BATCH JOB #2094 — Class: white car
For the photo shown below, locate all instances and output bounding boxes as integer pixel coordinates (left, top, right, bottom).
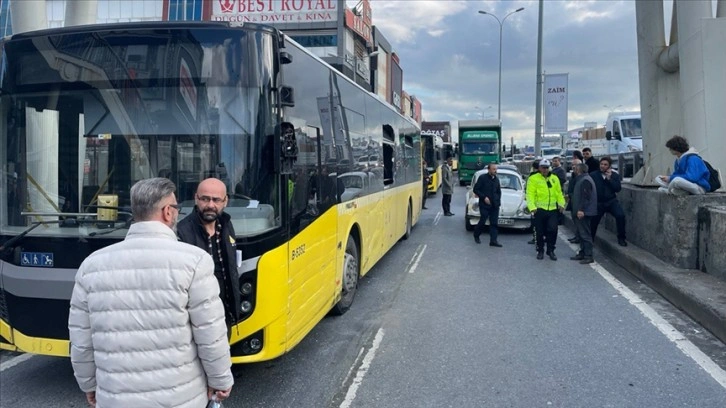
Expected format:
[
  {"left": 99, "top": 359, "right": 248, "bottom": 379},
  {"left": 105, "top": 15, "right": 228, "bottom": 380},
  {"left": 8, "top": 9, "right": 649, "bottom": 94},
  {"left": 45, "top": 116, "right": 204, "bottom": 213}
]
[{"left": 464, "top": 167, "right": 531, "bottom": 231}]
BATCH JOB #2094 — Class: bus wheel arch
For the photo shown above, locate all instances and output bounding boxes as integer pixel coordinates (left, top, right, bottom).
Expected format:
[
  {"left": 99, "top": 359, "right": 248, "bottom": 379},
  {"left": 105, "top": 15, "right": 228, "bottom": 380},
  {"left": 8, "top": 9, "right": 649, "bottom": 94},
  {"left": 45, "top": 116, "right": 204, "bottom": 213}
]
[{"left": 331, "top": 228, "right": 360, "bottom": 315}]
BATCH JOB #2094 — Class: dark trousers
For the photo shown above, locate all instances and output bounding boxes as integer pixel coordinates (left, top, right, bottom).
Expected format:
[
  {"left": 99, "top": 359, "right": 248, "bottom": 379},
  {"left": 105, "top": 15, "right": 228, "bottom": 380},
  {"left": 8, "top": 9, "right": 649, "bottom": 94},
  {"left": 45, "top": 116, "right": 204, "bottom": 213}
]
[
  {"left": 591, "top": 200, "right": 626, "bottom": 240},
  {"left": 442, "top": 194, "right": 452, "bottom": 214},
  {"left": 474, "top": 205, "right": 499, "bottom": 243},
  {"left": 575, "top": 215, "right": 594, "bottom": 257},
  {"left": 422, "top": 185, "right": 428, "bottom": 208},
  {"left": 570, "top": 209, "right": 580, "bottom": 240},
  {"left": 534, "top": 209, "right": 559, "bottom": 253}
]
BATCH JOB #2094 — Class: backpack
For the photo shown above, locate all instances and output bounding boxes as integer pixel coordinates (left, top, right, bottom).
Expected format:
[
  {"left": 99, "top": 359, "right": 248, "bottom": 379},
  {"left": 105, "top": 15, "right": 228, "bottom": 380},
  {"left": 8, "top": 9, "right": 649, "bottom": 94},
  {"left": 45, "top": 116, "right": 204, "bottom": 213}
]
[{"left": 691, "top": 155, "right": 721, "bottom": 192}]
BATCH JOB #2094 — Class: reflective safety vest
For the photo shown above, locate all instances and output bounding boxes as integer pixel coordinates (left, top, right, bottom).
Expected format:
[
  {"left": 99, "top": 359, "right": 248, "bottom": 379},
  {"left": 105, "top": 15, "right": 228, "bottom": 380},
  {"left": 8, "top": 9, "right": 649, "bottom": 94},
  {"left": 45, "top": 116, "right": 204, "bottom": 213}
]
[{"left": 526, "top": 172, "right": 566, "bottom": 211}]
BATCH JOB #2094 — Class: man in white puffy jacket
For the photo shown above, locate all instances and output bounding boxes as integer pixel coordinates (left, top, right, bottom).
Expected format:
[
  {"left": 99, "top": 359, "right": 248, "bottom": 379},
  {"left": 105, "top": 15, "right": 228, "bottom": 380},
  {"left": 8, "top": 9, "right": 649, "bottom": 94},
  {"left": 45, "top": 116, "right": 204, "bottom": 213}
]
[{"left": 69, "top": 178, "right": 233, "bottom": 407}]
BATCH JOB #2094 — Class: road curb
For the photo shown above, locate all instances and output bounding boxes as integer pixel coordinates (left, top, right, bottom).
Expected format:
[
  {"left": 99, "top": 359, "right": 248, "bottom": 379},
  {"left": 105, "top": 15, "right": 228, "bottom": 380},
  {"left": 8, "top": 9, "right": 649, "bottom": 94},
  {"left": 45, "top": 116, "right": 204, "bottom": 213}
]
[{"left": 563, "top": 214, "right": 726, "bottom": 344}]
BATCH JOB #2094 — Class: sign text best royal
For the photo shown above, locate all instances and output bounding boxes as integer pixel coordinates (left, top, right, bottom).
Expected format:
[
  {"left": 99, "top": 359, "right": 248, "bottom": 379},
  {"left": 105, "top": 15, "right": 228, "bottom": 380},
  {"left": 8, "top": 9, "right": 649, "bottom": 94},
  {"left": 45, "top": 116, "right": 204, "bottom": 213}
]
[{"left": 212, "top": 0, "right": 338, "bottom": 23}]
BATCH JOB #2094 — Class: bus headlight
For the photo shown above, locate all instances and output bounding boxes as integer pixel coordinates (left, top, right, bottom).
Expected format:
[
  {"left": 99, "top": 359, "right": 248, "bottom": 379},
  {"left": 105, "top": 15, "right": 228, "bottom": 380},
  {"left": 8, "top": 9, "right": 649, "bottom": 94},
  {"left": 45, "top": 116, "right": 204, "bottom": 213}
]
[
  {"left": 241, "top": 282, "right": 253, "bottom": 295},
  {"left": 240, "top": 301, "right": 252, "bottom": 313},
  {"left": 250, "top": 338, "right": 262, "bottom": 350}
]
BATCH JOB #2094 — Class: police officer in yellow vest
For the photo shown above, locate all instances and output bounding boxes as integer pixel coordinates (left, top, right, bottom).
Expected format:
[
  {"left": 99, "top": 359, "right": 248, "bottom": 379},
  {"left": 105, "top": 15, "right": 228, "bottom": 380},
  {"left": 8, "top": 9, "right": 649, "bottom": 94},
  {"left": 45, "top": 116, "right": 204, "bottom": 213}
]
[{"left": 526, "top": 159, "right": 566, "bottom": 260}]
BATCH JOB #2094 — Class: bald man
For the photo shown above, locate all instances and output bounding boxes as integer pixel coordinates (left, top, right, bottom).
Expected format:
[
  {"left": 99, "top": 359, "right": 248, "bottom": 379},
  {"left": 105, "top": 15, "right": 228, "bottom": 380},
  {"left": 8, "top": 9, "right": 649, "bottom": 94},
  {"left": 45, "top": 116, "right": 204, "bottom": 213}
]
[{"left": 177, "top": 178, "right": 241, "bottom": 327}]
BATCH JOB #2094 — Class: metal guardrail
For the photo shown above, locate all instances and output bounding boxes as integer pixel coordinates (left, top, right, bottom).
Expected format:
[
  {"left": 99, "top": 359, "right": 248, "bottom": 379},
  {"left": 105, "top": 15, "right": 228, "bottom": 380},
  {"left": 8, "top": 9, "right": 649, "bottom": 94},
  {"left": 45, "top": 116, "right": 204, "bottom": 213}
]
[{"left": 611, "top": 152, "right": 643, "bottom": 178}]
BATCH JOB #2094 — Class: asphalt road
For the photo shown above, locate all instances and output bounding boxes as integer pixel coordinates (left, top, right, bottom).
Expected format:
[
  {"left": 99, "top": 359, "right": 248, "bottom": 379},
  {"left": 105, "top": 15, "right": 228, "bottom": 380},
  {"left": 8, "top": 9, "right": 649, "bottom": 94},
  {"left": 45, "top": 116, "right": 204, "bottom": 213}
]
[{"left": 2, "top": 183, "right": 726, "bottom": 407}]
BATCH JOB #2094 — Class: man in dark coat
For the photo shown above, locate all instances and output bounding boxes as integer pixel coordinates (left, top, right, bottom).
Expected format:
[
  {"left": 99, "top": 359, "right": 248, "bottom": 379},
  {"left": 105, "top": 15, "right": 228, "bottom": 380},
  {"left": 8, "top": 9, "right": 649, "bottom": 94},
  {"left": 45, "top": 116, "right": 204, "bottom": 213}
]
[
  {"left": 582, "top": 147, "right": 600, "bottom": 173},
  {"left": 422, "top": 161, "right": 430, "bottom": 209},
  {"left": 590, "top": 156, "right": 627, "bottom": 246},
  {"left": 177, "top": 178, "right": 241, "bottom": 328},
  {"left": 472, "top": 163, "right": 502, "bottom": 247},
  {"left": 570, "top": 163, "right": 598, "bottom": 264}
]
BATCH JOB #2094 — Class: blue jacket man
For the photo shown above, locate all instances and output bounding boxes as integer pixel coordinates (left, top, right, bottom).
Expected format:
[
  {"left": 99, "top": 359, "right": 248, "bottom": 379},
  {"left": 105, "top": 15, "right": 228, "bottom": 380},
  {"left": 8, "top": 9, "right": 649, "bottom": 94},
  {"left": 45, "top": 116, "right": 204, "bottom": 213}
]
[{"left": 656, "top": 135, "right": 711, "bottom": 194}]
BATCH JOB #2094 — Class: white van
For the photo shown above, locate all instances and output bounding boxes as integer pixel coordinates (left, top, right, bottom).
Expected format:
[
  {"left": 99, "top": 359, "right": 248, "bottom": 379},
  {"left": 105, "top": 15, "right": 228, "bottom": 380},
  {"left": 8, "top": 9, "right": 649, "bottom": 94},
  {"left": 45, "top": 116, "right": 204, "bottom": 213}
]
[{"left": 605, "top": 111, "right": 642, "bottom": 152}]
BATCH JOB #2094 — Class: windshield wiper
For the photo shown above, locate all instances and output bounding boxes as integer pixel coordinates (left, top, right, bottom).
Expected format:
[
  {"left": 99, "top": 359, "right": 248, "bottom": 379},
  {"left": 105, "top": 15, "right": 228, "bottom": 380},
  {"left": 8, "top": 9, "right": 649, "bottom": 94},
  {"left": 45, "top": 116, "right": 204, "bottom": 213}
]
[{"left": 0, "top": 220, "right": 60, "bottom": 252}]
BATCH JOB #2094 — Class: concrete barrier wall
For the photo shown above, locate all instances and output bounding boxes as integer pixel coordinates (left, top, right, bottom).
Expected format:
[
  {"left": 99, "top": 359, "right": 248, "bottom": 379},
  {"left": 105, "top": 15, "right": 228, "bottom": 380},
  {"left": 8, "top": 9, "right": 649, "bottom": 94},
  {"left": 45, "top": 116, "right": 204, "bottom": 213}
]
[
  {"left": 698, "top": 206, "right": 726, "bottom": 281},
  {"left": 598, "top": 185, "right": 726, "bottom": 272}
]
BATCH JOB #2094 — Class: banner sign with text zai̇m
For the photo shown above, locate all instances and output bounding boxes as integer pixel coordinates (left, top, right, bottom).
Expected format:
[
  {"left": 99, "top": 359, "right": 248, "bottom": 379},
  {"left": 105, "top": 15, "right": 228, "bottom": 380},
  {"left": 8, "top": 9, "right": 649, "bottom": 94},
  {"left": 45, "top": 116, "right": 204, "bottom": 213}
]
[{"left": 544, "top": 73, "right": 568, "bottom": 133}]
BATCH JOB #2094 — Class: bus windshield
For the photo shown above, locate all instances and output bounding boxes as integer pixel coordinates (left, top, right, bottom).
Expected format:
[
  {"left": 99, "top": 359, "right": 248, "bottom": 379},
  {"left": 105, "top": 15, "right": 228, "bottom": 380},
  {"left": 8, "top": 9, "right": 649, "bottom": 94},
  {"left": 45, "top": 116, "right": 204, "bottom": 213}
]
[{"left": 1, "top": 27, "right": 280, "bottom": 239}]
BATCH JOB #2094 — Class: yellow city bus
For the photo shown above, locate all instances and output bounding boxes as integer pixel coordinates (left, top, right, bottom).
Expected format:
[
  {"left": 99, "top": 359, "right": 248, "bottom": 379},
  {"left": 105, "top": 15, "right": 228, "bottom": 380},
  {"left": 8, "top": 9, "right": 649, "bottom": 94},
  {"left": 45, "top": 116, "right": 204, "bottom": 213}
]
[
  {"left": 422, "top": 134, "right": 444, "bottom": 194},
  {"left": 0, "top": 22, "right": 422, "bottom": 363}
]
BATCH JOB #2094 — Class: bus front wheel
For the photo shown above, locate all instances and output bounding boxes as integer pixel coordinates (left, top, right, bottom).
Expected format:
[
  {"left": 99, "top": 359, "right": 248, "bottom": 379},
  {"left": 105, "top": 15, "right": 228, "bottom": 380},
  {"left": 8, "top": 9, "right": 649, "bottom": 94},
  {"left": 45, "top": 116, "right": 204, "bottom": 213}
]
[
  {"left": 402, "top": 203, "right": 412, "bottom": 240},
  {"left": 331, "top": 237, "right": 359, "bottom": 315}
]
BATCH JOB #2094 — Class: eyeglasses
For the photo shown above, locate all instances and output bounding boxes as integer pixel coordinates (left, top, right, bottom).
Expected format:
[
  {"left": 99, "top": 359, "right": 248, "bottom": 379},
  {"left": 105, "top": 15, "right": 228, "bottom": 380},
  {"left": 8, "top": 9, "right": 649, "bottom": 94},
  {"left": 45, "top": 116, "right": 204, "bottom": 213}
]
[
  {"left": 196, "top": 195, "right": 226, "bottom": 204},
  {"left": 166, "top": 203, "right": 182, "bottom": 211}
]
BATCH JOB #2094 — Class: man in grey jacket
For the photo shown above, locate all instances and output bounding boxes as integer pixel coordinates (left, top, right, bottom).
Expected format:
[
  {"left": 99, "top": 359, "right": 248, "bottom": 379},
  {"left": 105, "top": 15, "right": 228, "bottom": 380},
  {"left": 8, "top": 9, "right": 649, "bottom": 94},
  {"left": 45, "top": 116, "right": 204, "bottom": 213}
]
[
  {"left": 569, "top": 164, "right": 597, "bottom": 264},
  {"left": 441, "top": 157, "right": 455, "bottom": 216},
  {"left": 69, "top": 178, "right": 233, "bottom": 407}
]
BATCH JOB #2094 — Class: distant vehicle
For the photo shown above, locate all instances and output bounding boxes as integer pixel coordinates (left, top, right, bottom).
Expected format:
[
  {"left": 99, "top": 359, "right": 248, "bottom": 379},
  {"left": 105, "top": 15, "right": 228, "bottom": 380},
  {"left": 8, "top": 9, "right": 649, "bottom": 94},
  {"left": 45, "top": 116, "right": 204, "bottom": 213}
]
[
  {"left": 561, "top": 148, "right": 580, "bottom": 171},
  {"left": 337, "top": 171, "right": 374, "bottom": 201},
  {"left": 464, "top": 167, "right": 530, "bottom": 231},
  {"left": 579, "top": 111, "right": 642, "bottom": 157},
  {"left": 497, "top": 163, "right": 520, "bottom": 173},
  {"left": 457, "top": 119, "right": 502, "bottom": 185},
  {"left": 422, "top": 133, "right": 444, "bottom": 194},
  {"left": 442, "top": 142, "right": 458, "bottom": 171},
  {"left": 540, "top": 147, "right": 562, "bottom": 161},
  {"left": 513, "top": 154, "right": 525, "bottom": 162}
]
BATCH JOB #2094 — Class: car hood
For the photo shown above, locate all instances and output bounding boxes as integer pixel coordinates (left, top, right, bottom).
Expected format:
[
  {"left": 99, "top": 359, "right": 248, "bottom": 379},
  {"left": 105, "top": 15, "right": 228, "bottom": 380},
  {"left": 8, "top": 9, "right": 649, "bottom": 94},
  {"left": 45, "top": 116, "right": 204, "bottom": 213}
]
[{"left": 500, "top": 190, "right": 524, "bottom": 214}]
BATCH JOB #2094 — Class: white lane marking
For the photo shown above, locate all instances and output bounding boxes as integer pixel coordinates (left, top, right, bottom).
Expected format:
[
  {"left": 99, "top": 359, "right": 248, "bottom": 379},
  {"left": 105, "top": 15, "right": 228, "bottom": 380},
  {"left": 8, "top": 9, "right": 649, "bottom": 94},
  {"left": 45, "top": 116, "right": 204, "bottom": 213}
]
[
  {"left": 0, "top": 353, "right": 34, "bottom": 373},
  {"left": 433, "top": 211, "right": 442, "bottom": 225},
  {"left": 559, "top": 232, "right": 726, "bottom": 389},
  {"left": 407, "top": 244, "right": 427, "bottom": 274},
  {"left": 339, "top": 328, "right": 385, "bottom": 408},
  {"left": 340, "top": 348, "right": 365, "bottom": 388}
]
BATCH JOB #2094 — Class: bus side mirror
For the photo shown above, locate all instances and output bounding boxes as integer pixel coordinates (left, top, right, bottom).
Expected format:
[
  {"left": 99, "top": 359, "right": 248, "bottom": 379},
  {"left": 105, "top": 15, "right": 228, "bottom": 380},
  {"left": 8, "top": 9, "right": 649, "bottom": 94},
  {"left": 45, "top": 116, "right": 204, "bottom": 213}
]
[
  {"left": 280, "top": 51, "right": 292, "bottom": 65},
  {"left": 278, "top": 122, "right": 297, "bottom": 174},
  {"left": 280, "top": 86, "right": 295, "bottom": 107}
]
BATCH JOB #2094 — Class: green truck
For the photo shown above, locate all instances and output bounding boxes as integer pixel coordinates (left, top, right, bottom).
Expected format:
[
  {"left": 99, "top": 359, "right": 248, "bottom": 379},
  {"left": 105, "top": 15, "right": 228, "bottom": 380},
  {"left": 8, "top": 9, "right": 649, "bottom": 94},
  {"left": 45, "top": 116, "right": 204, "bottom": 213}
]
[{"left": 457, "top": 120, "right": 502, "bottom": 185}]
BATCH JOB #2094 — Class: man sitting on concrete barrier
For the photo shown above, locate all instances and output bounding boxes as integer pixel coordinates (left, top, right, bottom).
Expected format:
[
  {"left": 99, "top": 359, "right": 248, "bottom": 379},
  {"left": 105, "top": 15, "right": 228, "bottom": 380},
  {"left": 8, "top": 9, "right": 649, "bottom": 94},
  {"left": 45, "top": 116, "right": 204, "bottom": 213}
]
[
  {"left": 655, "top": 135, "right": 711, "bottom": 195},
  {"left": 590, "top": 156, "right": 628, "bottom": 247}
]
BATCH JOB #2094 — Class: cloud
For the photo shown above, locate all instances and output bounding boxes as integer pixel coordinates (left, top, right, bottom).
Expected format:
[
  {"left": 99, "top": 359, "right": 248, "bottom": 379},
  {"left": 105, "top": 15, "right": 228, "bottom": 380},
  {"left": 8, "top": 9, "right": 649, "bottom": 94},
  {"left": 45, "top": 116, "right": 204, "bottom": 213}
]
[
  {"left": 360, "top": 0, "right": 642, "bottom": 148},
  {"left": 359, "top": 0, "right": 469, "bottom": 44}
]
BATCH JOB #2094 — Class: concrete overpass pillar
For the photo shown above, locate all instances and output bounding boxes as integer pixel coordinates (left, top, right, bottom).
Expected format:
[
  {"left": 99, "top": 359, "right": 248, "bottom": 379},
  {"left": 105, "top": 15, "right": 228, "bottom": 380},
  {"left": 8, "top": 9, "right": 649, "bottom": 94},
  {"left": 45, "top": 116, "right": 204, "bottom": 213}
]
[
  {"left": 634, "top": 0, "right": 726, "bottom": 187},
  {"left": 64, "top": 0, "right": 98, "bottom": 27},
  {"left": 10, "top": 0, "right": 47, "bottom": 33}
]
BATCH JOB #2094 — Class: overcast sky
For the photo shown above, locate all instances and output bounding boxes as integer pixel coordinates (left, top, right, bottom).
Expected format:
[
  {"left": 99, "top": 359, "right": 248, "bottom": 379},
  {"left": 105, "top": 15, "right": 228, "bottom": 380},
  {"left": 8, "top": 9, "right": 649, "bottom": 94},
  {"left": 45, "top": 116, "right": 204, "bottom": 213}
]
[{"left": 358, "top": 0, "right": 650, "bottom": 148}]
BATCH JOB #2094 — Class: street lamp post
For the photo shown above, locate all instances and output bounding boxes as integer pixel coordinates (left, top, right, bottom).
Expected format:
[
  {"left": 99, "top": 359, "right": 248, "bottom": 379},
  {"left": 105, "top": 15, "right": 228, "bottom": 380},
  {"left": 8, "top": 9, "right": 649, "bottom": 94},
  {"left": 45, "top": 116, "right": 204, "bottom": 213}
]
[
  {"left": 352, "top": 50, "right": 380, "bottom": 90},
  {"left": 478, "top": 7, "right": 524, "bottom": 121},
  {"left": 474, "top": 105, "right": 493, "bottom": 119},
  {"left": 603, "top": 104, "right": 622, "bottom": 112}
]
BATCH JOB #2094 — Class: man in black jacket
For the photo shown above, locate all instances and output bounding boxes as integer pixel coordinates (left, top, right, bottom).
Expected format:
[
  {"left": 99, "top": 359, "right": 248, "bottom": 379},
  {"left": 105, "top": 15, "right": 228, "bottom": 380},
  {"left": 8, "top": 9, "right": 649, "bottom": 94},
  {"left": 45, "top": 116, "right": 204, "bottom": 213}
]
[
  {"left": 472, "top": 163, "right": 502, "bottom": 247},
  {"left": 177, "top": 178, "right": 241, "bottom": 328},
  {"left": 582, "top": 147, "right": 600, "bottom": 173},
  {"left": 590, "top": 157, "right": 628, "bottom": 246}
]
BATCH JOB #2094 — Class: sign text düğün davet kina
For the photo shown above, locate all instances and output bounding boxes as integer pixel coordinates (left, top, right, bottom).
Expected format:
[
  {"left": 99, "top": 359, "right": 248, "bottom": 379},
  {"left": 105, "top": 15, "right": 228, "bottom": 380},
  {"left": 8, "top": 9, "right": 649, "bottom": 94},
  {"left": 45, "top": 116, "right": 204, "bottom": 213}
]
[{"left": 212, "top": 0, "right": 338, "bottom": 23}]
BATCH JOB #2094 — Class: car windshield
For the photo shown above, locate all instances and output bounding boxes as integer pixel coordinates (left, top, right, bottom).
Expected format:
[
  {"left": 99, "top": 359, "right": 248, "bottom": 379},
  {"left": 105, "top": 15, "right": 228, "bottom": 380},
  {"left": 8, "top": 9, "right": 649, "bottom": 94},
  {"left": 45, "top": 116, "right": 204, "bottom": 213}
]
[{"left": 498, "top": 173, "right": 521, "bottom": 190}]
